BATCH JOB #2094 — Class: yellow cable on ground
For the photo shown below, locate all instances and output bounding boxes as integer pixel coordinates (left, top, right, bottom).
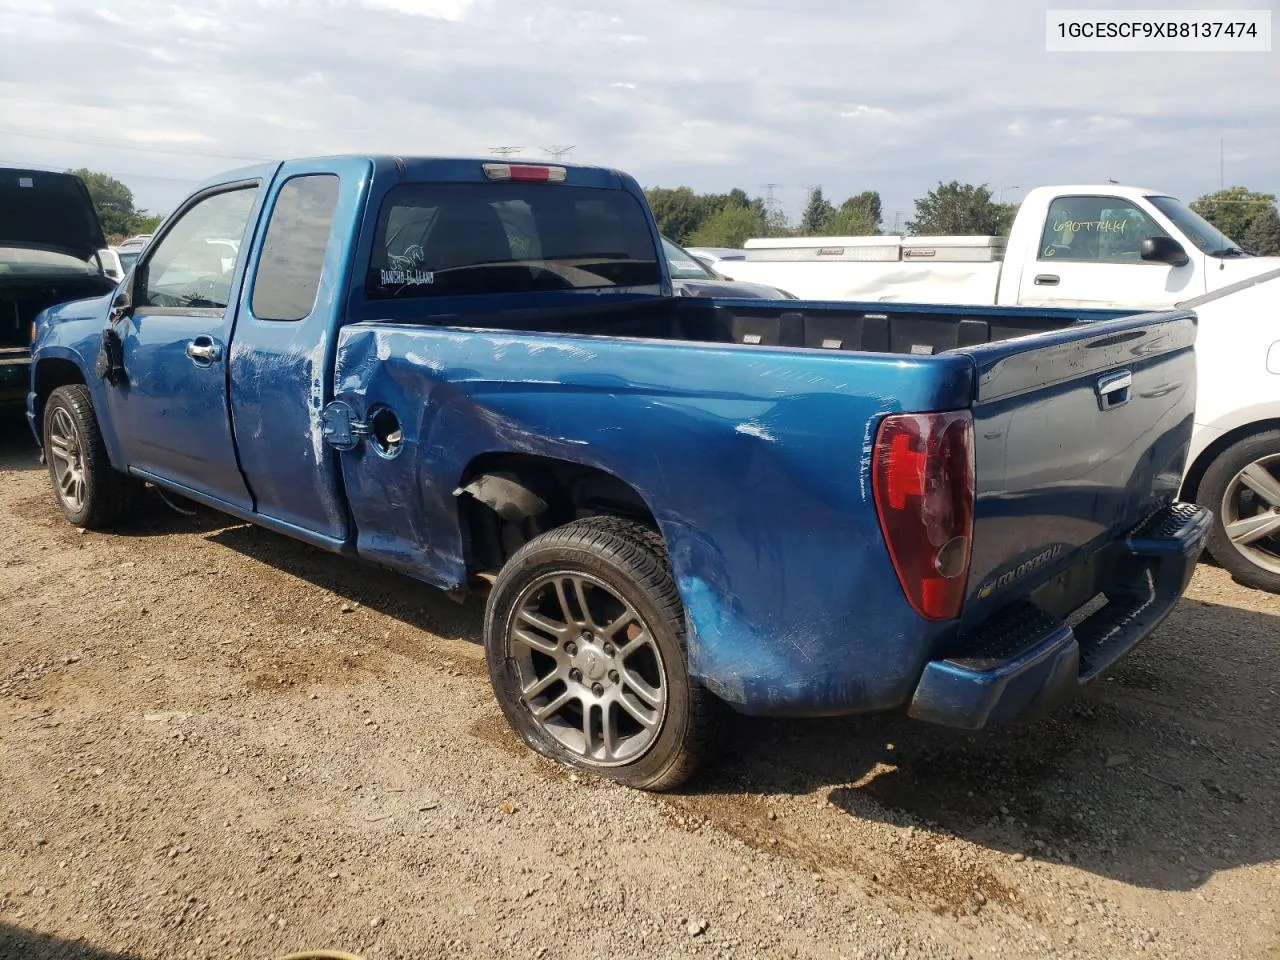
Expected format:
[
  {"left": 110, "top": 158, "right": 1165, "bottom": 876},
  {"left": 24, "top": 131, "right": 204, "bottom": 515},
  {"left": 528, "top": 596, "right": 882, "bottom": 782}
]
[{"left": 276, "top": 951, "right": 366, "bottom": 960}]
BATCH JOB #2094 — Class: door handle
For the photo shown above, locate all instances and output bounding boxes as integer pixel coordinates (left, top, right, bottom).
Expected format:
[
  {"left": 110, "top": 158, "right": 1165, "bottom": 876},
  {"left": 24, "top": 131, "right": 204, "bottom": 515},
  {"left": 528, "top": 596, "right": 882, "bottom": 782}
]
[
  {"left": 1096, "top": 370, "right": 1132, "bottom": 411},
  {"left": 185, "top": 336, "right": 223, "bottom": 365},
  {"left": 1034, "top": 274, "right": 1060, "bottom": 286}
]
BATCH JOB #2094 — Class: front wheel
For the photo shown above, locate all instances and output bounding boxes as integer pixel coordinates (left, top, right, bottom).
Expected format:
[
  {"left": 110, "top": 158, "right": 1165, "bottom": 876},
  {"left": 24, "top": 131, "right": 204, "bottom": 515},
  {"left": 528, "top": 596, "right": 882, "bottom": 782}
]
[
  {"left": 483, "top": 516, "right": 727, "bottom": 791},
  {"left": 42, "top": 384, "right": 141, "bottom": 529},
  {"left": 1197, "top": 428, "right": 1280, "bottom": 593}
]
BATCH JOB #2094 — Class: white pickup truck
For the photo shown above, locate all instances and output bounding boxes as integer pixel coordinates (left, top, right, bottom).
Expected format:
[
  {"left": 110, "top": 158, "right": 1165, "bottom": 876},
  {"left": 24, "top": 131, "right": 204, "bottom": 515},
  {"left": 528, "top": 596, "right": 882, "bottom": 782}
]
[
  {"left": 717, "top": 184, "right": 1279, "bottom": 308},
  {"left": 716, "top": 185, "right": 1280, "bottom": 594}
]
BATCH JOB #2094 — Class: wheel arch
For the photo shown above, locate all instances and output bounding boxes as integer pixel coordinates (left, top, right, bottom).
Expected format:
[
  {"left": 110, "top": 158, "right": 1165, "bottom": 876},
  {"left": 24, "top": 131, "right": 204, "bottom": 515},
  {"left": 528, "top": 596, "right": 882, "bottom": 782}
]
[
  {"left": 455, "top": 451, "right": 661, "bottom": 577},
  {"left": 1182, "top": 417, "right": 1280, "bottom": 503},
  {"left": 32, "top": 355, "right": 89, "bottom": 444}
]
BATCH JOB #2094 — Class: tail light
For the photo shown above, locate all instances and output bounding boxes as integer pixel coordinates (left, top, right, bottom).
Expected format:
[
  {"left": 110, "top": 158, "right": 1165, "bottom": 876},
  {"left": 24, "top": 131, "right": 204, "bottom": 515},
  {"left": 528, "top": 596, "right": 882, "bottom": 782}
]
[
  {"left": 871, "top": 410, "right": 975, "bottom": 621},
  {"left": 482, "top": 163, "right": 567, "bottom": 183}
]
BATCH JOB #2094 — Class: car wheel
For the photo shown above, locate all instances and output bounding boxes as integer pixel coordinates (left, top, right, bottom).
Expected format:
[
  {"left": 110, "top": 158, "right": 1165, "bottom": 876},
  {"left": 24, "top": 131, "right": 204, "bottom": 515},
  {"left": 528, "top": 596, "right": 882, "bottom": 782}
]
[
  {"left": 43, "top": 384, "right": 141, "bottom": 530},
  {"left": 1197, "top": 428, "right": 1280, "bottom": 593},
  {"left": 484, "top": 516, "right": 727, "bottom": 791}
]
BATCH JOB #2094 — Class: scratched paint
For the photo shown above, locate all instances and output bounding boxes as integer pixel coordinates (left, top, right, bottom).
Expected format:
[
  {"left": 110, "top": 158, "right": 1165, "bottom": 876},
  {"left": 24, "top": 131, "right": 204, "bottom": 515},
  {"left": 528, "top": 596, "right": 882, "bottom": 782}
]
[
  {"left": 24, "top": 154, "right": 1201, "bottom": 723},
  {"left": 329, "top": 320, "right": 970, "bottom": 715},
  {"left": 734, "top": 421, "right": 777, "bottom": 442}
]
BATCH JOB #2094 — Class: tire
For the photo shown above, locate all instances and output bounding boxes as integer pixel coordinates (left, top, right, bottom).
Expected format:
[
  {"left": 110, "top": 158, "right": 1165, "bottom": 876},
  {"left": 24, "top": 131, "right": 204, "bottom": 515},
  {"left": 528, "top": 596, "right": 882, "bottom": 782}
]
[
  {"left": 483, "top": 516, "right": 727, "bottom": 791},
  {"left": 1197, "top": 428, "right": 1280, "bottom": 593},
  {"left": 42, "top": 384, "right": 141, "bottom": 530}
]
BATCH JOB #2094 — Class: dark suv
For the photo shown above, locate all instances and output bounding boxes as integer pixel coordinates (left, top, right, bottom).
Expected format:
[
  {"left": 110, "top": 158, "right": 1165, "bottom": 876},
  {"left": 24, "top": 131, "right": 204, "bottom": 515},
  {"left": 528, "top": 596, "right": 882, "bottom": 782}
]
[{"left": 1, "top": 168, "right": 118, "bottom": 406}]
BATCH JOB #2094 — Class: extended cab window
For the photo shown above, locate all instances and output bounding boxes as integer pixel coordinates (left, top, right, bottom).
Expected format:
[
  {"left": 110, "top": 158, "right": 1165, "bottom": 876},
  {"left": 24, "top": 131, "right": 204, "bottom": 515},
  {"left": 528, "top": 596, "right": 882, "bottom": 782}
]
[
  {"left": 366, "top": 183, "right": 660, "bottom": 299},
  {"left": 252, "top": 174, "right": 340, "bottom": 321},
  {"left": 1038, "top": 196, "right": 1170, "bottom": 262},
  {"left": 138, "top": 187, "right": 257, "bottom": 310}
]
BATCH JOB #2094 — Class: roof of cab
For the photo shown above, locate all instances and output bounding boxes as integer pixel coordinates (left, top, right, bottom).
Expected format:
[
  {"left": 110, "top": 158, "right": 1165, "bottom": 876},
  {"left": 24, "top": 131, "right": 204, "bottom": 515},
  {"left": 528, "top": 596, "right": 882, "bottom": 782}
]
[
  {"left": 1024, "top": 184, "right": 1166, "bottom": 200},
  {"left": 193, "top": 155, "right": 630, "bottom": 192}
]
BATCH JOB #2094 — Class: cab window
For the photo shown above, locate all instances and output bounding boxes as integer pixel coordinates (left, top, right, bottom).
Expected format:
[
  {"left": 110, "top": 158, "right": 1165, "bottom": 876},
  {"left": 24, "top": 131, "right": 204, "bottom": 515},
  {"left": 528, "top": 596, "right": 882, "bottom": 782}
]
[
  {"left": 138, "top": 186, "right": 258, "bottom": 310},
  {"left": 1038, "top": 196, "right": 1170, "bottom": 263}
]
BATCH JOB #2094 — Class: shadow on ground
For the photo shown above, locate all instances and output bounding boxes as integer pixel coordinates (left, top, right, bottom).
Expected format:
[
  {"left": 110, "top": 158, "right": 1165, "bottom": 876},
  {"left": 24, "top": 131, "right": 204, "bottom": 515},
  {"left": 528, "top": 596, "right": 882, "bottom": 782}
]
[
  {"left": 206, "top": 519, "right": 485, "bottom": 650},
  {"left": 0, "top": 924, "right": 141, "bottom": 960},
  {"left": 199, "top": 513, "right": 1280, "bottom": 893},
  {"left": 0, "top": 409, "right": 39, "bottom": 473},
  {"left": 685, "top": 593, "right": 1280, "bottom": 893}
]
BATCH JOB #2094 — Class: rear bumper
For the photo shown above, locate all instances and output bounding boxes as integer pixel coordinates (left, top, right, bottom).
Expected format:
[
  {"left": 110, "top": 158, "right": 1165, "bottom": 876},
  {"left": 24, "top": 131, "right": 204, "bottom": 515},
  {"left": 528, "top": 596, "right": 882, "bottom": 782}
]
[{"left": 908, "top": 501, "right": 1211, "bottom": 730}]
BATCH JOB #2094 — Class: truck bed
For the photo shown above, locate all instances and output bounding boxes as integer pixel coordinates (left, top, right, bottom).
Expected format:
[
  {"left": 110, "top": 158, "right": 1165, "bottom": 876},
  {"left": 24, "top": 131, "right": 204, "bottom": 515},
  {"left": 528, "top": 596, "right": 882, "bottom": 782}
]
[
  {"left": 368, "top": 293, "right": 1129, "bottom": 357},
  {"left": 330, "top": 298, "right": 1197, "bottom": 717}
]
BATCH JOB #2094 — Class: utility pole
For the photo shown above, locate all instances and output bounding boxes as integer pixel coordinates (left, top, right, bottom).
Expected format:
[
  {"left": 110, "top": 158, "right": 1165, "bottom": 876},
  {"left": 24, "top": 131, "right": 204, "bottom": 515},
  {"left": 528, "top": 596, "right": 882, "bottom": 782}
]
[
  {"left": 542, "top": 145, "right": 575, "bottom": 161},
  {"left": 998, "top": 185, "right": 1020, "bottom": 204},
  {"left": 799, "top": 184, "right": 825, "bottom": 234},
  {"left": 761, "top": 183, "right": 783, "bottom": 237},
  {"left": 489, "top": 146, "right": 523, "bottom": 157},
  {"left": 1220, "top": 139, "right": 1225, "bottom": 191}
]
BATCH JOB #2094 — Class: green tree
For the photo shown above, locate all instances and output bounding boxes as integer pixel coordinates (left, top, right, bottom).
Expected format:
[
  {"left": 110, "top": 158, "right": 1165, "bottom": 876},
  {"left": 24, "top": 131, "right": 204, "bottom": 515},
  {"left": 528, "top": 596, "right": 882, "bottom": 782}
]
[
  {"left": 66, "top": 168, "right": 163, "bottom": 239},
  {"left": 644, "top": 185, "right": 771, "bottom": 242},
  {"left": 906, "top": 181, "right": 1014, "bottom": 236},
  {"left": 1242, "top": 203, "right": 1280, "bottom": 256},
  {"left": 1190, "top": 187, "right": 1278, "bottom": 244},
  {"left": 993, "top": 202, "right": 1019, "bottom": 236},
  {"left": 800, "top": 187, "right": 835, "bottom": 234},
  {"left": 687, "top": 204, "right": 769, "bottom": 248},
  {"left": 131, "top": 212, "right": 164, "bottom": 234},
  {"left": 820, "top": 192, "right": 883, "bottom": 236},
  {"left": 821, "top": 208, "right": 872, "bottom": 236},
  {"left": 843, "top": 191, "right": 883, "bottom": 230},
  {"left": 643, "top": 187, "right": 709, "bottom": 243}
]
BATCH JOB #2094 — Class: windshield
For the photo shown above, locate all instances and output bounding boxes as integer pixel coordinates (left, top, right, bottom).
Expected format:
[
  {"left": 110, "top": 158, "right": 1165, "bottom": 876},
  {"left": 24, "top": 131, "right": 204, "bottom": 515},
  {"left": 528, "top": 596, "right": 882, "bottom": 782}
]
[
  {"left": 0, "top": 246, "right": 99, "bottom": 277},
  {"left": 1146, "top": 195, "right": 1244, "bottom": 256},
  {"left": 661, "top": 236, "right": 717, "bottom": 279}
]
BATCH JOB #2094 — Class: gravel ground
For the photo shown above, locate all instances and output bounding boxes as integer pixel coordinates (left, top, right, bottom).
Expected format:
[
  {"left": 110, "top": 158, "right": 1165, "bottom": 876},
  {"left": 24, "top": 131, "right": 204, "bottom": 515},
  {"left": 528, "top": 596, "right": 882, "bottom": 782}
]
[{"left": 1, "top": 410, "right": 1278, "bottom": 960}]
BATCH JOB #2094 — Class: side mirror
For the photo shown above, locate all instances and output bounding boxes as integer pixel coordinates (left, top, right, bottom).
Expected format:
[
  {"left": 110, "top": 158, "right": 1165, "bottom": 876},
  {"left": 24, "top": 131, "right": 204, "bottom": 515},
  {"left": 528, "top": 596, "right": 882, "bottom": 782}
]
[
  {"left": 109, "top": 283, "right": 133, "bottom": 324},
  {"left": 1140, "top": 236, "right": 1190, "bottom": 267}
]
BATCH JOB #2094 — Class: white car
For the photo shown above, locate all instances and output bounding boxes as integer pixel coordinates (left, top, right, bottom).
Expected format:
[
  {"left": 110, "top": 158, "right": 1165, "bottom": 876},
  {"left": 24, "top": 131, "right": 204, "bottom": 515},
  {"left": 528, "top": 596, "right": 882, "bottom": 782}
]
[
  {"left": 684, "top": 245, "right": 747, "bottom": 270},
  {"left": 114, "top": 234, "right": 152, "bottom": 274},
  {"left": 98, "top": 247, "right": 125, "bottom": 282}
]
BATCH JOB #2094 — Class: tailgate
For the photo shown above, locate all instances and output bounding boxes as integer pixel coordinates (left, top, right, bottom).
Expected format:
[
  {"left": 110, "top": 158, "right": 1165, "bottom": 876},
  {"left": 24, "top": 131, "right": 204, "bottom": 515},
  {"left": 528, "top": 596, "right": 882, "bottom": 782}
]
[{"left": 957, "top": 309, "right": 1197, "bottom": 629}]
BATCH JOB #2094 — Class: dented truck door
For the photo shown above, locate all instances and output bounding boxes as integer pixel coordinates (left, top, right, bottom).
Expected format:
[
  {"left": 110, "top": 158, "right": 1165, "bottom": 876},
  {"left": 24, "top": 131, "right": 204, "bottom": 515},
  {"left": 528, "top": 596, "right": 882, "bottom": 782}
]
[{"left": 226, "top": 158, "right": 374, "bottom": 547}]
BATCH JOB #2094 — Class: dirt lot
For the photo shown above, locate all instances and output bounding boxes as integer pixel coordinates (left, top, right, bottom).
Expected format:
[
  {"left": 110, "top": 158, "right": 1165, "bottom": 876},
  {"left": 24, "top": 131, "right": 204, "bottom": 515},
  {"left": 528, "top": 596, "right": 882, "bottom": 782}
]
[{"left": 1, "top": 410, "right": 1277, "bottom": 960}]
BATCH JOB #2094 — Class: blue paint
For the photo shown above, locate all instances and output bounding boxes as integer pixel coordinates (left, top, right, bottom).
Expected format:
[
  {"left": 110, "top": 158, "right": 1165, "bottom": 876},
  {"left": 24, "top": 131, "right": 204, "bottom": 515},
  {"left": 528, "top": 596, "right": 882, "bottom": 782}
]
[
  {"left": 227, "top": 157, "right": 374, "bottom": 541},
  {"left": 910, "top": 503, "right": 1211, "bottom": 728},
  {"left": 26, "top": 155, "right": 1208, "bottom": 727}
]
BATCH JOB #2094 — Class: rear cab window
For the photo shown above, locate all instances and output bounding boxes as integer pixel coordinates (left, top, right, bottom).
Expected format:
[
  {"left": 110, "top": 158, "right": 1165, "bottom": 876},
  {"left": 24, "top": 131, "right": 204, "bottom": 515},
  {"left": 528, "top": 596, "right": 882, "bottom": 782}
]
[{"left": 366, "top": 183, "right": 661, "bottom": 299}]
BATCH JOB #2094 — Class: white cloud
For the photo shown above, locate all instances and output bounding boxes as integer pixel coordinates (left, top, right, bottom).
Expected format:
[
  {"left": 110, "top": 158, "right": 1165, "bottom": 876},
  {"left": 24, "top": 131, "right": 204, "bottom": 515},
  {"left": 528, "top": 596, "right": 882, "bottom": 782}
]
[
  {"left": 839, "top": 105, "right": 899, "bottom": 122},
  {"left": 0, "top": 0, "right": 1273, "bottom": 221},
  {"left": 119, "top": 130, "right": 218, "bottom": 145},
  {"left": 357, "top": 0, "right": 477, "bottom": 19}
]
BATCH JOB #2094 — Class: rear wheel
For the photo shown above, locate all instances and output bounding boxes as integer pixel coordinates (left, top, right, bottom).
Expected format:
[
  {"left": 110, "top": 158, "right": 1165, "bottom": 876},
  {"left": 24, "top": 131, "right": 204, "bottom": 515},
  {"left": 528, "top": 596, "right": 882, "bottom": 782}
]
[
  {"left": 1197, "top": 429, "right": 1280, "bottom": 593},
  {"left": 43, "top": 384, "right": 142, "bottom": 530},
  {"left": 483, "top": 516, "right": 727, "bottom": 791}
]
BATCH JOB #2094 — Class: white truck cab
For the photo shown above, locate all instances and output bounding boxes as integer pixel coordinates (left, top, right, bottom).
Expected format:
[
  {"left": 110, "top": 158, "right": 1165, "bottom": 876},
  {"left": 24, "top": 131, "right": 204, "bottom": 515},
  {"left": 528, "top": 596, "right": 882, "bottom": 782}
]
[
  {"left": 718, "top": 185, "right": 1280, "bottom": 310},
  {"left": 1002, "top": 185, "right": 1280, "bottom": 309}
]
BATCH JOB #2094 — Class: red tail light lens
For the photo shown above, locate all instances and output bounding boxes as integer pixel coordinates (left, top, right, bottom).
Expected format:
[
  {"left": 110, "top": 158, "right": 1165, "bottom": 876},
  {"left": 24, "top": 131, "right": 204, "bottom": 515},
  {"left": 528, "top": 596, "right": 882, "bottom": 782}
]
[
  {"left": 481, "top": 163, "right": 567, "bottom": 183},
  {"left": 871, "top": 410, "right": 975, "bottom": 621}
]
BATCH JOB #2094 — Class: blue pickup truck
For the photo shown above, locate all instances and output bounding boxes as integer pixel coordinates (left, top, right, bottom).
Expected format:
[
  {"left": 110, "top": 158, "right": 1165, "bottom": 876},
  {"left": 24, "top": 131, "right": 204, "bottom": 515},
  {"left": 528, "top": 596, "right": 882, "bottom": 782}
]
[{"left": 27, "top": 155, "right": 1210, "bottom": 789}]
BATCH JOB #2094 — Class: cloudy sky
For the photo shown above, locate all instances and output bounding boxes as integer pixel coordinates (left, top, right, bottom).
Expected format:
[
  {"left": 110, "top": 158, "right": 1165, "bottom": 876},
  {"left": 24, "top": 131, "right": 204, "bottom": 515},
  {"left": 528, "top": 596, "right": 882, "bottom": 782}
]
[{"left": 0, "top": 0, "right": 1275, "bottom": 227}]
